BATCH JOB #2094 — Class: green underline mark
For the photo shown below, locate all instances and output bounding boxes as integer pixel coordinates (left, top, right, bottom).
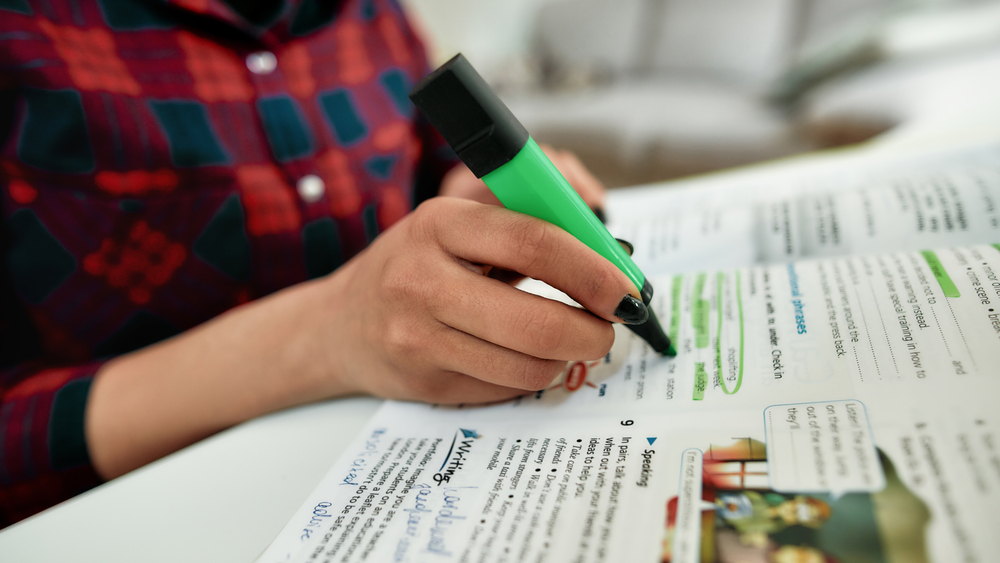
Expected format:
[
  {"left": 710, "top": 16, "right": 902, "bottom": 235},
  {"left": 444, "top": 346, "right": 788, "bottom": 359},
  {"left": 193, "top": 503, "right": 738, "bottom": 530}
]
[
  {"left": 693, "top": 362, "right": 707, "bottom": 401},
  {"left": 718, "top": 271, "right": 744, "bottom": 395},
  {"left": 670, "top": 275, "right": 682, "bottom": 350},
  {"left": 692, "top": 271, "right": 745, "bottom": 400},
  {"left": 921, "top": 250, "right": 960, "bottom": 298},
  {"left": 693, "top": 273, "right": 709, "bottom": 348},
  {"left": 715, "top": 272, "right": 723, "bottom": 391}
]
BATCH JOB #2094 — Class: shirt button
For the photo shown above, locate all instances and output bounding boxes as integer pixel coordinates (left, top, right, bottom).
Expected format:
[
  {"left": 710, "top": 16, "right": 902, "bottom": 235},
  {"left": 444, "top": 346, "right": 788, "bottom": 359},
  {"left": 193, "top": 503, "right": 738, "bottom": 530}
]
[
  {"left": 246, "top": 51, "right": 277, "bottom": 75},
  {"left": 297, "top": 175, "right": 325, "bottom": 203}
]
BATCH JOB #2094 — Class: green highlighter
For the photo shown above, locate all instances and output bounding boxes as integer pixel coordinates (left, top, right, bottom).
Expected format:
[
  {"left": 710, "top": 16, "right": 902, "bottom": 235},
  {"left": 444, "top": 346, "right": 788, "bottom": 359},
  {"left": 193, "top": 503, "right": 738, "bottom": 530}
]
[{"left": 409, "top": 54, "right": 675, "bottom": 356}]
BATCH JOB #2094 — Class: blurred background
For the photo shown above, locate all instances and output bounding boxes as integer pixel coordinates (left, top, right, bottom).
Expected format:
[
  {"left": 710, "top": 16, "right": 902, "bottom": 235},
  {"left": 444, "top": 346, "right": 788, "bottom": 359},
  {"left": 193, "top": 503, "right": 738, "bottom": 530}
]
[{"left": 401, "top": 0, "right": 1000, "bottom": 187}]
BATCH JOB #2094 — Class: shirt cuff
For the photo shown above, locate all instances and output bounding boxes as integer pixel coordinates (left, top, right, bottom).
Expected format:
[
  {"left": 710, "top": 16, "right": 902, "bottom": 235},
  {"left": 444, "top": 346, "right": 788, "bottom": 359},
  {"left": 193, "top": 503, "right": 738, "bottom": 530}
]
[{"left": 48, "top": 377, "right": 93, "bottom": 470}]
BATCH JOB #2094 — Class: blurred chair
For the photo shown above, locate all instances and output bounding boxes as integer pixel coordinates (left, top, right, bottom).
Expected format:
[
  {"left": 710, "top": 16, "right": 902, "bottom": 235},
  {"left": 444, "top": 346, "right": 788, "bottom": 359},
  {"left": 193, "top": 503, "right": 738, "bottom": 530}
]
[
  {"left": 503, "top": 0, "right": 908, "bottom": 186},
  {"left": 797, "top": 1, "right": 1000, "bottom": 146},
  {"left": 505, "top": 0, "right": 809, "bottom": 186}
]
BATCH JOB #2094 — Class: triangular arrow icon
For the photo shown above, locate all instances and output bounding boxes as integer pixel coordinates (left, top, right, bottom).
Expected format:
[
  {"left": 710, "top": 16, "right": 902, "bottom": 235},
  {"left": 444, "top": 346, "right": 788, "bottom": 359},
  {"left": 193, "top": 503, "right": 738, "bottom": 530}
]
[{"left": 647, "top": 437, "right": 657, "bottom": 445}]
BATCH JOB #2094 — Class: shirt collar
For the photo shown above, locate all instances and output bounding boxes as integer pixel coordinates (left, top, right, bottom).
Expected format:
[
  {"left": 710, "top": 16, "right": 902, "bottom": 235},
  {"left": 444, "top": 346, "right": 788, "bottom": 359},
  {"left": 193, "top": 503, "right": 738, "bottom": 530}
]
[{"left": 162, "top": 0, "right": 307, "bottom": 38}]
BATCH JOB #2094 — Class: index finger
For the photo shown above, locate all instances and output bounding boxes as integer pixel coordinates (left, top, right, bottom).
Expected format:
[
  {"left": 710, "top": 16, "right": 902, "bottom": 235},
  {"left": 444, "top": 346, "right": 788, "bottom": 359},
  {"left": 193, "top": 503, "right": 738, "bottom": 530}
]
[
  {"left": 541, "top": 145, "right": 606, "bottom": 210},
  {"left": 429, "top": 199, "right": 648, "bottom": 325}
]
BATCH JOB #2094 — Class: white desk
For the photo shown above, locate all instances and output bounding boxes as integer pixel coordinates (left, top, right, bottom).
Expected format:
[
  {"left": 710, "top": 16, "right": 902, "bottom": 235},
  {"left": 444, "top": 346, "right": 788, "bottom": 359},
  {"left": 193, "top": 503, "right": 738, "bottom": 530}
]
[
  {"left": 2, "top": 98, "right": 997, "bottom": 562},
  {"left": 0, "top": 397, "right": 382, "bottom": 562}
]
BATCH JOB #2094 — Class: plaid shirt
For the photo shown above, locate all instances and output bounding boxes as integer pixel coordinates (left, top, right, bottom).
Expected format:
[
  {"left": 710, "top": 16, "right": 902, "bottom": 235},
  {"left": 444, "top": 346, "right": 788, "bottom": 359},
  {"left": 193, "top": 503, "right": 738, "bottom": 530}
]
[{"left": 0, "top": 0, "right": 455, "bottom": 525}]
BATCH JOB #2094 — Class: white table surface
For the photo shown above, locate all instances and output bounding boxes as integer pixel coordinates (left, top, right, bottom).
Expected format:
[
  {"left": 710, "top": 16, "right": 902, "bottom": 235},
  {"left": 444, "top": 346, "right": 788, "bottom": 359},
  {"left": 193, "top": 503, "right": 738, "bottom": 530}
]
[
  {"left": 1, "top": 100, "right": 996, "bottom": 562},
  {"left": 0, "top": 397, "right": 383, "bottom": 562}
]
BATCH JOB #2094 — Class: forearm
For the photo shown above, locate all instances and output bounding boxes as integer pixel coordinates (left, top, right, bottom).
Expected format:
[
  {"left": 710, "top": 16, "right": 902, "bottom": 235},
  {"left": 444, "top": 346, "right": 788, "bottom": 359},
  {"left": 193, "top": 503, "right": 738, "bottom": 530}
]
[
  {"left": 83, "top": 194, "right": 625, "bottom": 481},
  {"left": 85, "top": 277, "right": 351, "bottom": 480}
]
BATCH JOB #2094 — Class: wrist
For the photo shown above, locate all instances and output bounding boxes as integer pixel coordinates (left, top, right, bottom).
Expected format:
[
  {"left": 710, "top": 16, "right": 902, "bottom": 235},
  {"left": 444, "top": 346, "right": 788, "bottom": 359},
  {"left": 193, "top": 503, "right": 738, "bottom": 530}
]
[
  {"left": 85, "top": 275, "right": 357, "bottom": 479},
  {"left": 251, "top": 273, "right": 360, "bottom": 406}
]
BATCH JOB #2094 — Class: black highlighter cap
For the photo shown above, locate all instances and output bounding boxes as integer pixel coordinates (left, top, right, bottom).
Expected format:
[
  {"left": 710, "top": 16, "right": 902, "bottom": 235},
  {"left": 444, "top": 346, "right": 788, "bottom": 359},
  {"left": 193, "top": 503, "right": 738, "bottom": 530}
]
[
  {"left": 409, "top": 53, "right": 529, "bottom": 179},
  {"left": 626, "top": 279, "right": 674, "bottom": 356}
]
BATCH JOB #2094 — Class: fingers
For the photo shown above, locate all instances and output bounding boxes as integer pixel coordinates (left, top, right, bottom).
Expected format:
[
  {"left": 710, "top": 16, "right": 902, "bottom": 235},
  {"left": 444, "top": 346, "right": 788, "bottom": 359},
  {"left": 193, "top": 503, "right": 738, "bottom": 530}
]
[
  {"left": 438, "top": 165, "right": 501, "bottom": 205},
  {"left": 420, "top": 198, "right": 643, "bottom": 324},
  {"left": 405, "top": 373, "right": 530, "bottom": 406},
  {"left": 379, "top": 322, "right": 567, "bottom": 404},
  {"left": 428, "top": 324, "right": 567, "bottom": 391},
  {"left": 540, "top": 145, "right": 606, "bottom": 210},
  {"left": 430, "top": 267, "right": 615, "bottom": 361},
  {"left": 439, "top": 145, "right": 605, "bottom": 214}
]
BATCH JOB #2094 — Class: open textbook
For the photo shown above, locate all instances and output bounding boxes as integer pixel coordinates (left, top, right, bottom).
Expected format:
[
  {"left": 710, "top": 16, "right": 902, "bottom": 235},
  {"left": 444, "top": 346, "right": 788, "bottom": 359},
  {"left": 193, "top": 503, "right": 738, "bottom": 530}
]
[{"left": 258, "top": 141, "right": 1000, "bottom": 563}]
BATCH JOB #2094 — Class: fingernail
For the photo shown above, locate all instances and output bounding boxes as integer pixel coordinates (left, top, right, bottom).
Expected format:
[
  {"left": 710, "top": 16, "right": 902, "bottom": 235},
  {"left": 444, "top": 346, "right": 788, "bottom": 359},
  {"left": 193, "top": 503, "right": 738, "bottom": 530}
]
[
  {"left": 615, "top": 238, "right": 634, "bottom": 257},
  {"left": 614, "top": 295, "right": 648, "bottom": 325},
  {"left": 592, "top": 207, "right": 606, "bottom": 224}
]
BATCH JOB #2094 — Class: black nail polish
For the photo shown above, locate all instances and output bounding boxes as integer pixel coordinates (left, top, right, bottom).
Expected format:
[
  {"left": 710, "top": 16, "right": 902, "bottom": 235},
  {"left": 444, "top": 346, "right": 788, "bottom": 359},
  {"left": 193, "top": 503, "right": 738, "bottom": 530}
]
[
  {"left": 614, "top": 295, "right": 648, "bottom": 325},
  {"left": 615, "top": 238, "right": 634, "bottom": 257},
  {"left": 592, "top": 207, "right": 606, "bottom": 224}
]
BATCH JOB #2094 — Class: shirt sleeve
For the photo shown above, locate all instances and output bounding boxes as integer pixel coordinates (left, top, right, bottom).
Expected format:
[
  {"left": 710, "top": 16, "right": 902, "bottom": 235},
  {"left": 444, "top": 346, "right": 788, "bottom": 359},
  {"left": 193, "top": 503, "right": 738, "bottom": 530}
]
[
  {"left": 0, "top": 358, "right": 105, "bottom": 526},
  {"left": 394, "top": 8, "right": 463, "bottom": 205},
  {"left": 412, "top": 113, "right": 461, "bottom": 205},
  {"left": 0, "top": 83, "right": 103, "bottom": 525}
]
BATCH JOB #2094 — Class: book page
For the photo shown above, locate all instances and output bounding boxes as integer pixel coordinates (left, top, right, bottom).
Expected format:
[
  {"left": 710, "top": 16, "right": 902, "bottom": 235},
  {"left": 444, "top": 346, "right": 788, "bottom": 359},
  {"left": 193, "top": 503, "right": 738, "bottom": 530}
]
[
  {"left": 608, "top": 143, "right": 1000, "bottom": 274},
  {"left": 257, "top": 143, "right": 1000, "bottom": 563}
]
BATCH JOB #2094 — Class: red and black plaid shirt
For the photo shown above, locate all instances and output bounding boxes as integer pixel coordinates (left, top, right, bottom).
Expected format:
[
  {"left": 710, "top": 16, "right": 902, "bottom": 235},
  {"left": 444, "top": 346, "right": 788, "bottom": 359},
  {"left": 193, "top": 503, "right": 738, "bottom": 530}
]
[{"left": 0, "top": 0, "right": 456, "bottom": 525}]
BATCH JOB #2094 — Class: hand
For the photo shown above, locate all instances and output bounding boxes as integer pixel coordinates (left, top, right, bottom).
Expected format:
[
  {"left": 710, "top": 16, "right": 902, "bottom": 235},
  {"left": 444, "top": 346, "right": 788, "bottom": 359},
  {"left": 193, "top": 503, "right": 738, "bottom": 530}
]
[
  {"left": 439, "top": 145, "right": 606, "bottom": 213},
  {"left": 313, "top": 197, "right": 645, "bottom": 405},
  {"left": 86, "top": 196, "right": 641, "bottom": 478}
]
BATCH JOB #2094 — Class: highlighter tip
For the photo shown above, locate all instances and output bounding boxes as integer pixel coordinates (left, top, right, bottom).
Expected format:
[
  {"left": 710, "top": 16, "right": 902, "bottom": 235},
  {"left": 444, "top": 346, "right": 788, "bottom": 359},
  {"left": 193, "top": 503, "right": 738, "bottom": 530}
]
[{"left": 624, "top": 306, "right": 674, "bottom": 357}]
